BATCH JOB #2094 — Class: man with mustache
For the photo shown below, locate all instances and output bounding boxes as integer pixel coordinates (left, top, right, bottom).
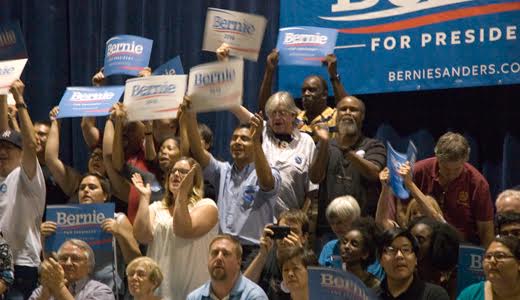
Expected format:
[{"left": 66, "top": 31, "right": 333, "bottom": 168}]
[
  {"left": 187, "top": 235, "right": 268, "bottom": 300},
  {"left": 309, "top": 96, "right": 386, "bottom": 242}
]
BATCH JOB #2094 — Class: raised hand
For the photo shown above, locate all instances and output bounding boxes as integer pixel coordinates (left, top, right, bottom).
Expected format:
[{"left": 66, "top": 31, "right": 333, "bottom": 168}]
[
  {"left": 178, "top": 167, "right": 196, "bottom": 198},
  {"left": 138, "top": 67, "right": 152, "bottom": 77},
  {"left": 9, "top": 79, "right": 25, "bottom": 102},
  {"left": 323, "top": 53, "right": 338, "bottom": 78},
  {"left": 379, "top": 167, "right": 390, "bottom": 186},
  {"left": 398, "top": 162, "right": 412, "bottom": 186},
  {"left": 40, "top": 221, "right": 57, "bottom": 237},
  {"left": 101, "top": 218, "right": 119, "bottom": 235},
  {"left": 131, "top": 173, "right": 151, "bottom": 198},
  {"left": 92, "top": 69, "right": 106, "bottom": 86},
  {"left": 266, "top": 49, "right": 279, "bottom": 70},
  {"left": 313, "top": 123, "right": 329, "bottom": 143},
  {"left": 216, "top": 43, "right": 230, "bottom": 61},
  {"left": 249, "top": 113, "right": 264, "bottom": 143},
  {"left": 49, "top": 106, "right": 60, "bottom": 121},
  {"left": 259, "top": 225, "right": 274, "bottom": 255}
]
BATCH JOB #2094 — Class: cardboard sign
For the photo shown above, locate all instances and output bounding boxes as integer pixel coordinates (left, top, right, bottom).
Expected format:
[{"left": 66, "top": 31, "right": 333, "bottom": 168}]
[
  {"left": 276, "top": 26, "right": 338, "bottom": 66},
  {"left": 0, "top": 21, "right": 27, "bottom": 60},
  {"left": 308, "top": 266, "right": 378, "bottom": 300},
  {"left": 124, "top": 75, "right": 187, "bottom": 121},
  {"left": 0, "top": 58, "right": 28, "bottom": 95},
  {"left": 45, "top": 203, "right": 115, "bottom": 252},
  {"left": 103, "top": 35, "right": 153, "bottom": 76},
  {"left": 187, "top": 59, "right": 243, "bottom": 112},
  {"left": 153, "top": 55, "right": 184, "bottom": 75},
  {"left": 57, "top": 86, "right": 124, "bottom": 118},
  {"left": 387, "top": 141, "right": 417, "bottom": 199},
  {"left": 203, "top": 8, "right": 267, "bottom": 61}
]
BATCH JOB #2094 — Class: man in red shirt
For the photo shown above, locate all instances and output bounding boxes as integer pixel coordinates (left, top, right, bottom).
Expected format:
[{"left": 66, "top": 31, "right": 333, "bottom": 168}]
[{"left": 413, "top": 132, "right": 494, "bottom": 247}]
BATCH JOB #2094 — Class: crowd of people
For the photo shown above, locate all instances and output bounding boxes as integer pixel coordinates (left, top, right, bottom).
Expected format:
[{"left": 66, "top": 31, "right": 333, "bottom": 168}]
[{"left": 0, "top": 44, "right": 519, "bottom": 300}]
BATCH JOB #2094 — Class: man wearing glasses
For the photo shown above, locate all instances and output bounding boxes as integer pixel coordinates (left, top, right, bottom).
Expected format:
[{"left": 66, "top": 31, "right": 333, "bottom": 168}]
[{"left": 29, "top": 239, "right": 114, "bottom": 299}]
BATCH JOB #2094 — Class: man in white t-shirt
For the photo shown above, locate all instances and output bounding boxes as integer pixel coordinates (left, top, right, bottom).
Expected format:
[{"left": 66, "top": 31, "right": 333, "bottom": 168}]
[{"left": 0, "top": 80, "right": 46, "bottom": 299}]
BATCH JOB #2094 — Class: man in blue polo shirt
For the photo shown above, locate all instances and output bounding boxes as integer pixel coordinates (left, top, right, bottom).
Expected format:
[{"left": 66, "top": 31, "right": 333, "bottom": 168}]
[{"left": 182, "top": 98, "right": 281, "bottom": 267}]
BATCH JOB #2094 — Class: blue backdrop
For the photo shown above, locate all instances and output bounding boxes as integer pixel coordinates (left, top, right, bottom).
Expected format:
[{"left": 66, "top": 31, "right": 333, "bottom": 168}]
[{"left": 1, "top": 0, "right": 519, "bottom": 199}]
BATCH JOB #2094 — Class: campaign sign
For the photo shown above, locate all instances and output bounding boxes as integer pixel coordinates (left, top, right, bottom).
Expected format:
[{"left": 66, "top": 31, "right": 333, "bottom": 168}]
[
  {"left": 45, "top": 203, "right": 115, "bottom": 253},
  {"left": 276, "top": 26, "right": 338, "bottom": 66},
  {"left": 124, "top": 75, "right": 187, "bottom": 121},
  {"left": 104, "top": 35, "right": 153, "bottom": 76},
  {"left": 0, "top": 21, "right": 27, "bottom": 60},
  {"left": 57, "top": 86, "right": 124, "bottom": 118},
  {"left": 279, "top": 0, "right": 520, "bottom": 95},
  {"left": 387, "top": 141, "right": 418, "bottom": 199},
  {"left": 203, "top": 8, "right": 267, "bottom": 61},
  {"left": 308, "top": 266, "right": 378, "bottom": 300},
  {"left": 153, "top": 56, "right": 184, "bottom": 75},
  {"left": 187, "top": 59, "right": 243, "bottom": 112},
  {"left": 457, "top": 244, "right": 485, "bottom": 295},
  {"left": 0, "top": 58, "right": 28, "bottom": 95}
]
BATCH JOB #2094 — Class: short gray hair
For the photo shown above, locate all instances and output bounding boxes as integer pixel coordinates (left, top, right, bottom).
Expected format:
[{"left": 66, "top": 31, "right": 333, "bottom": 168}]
[
  {"left": 58, "top": 239, "right": 96, "bottom": 273},
  {"left": 497, "top": 189, "right": 520, "bottom": 204},
  {"left": 434, "top": 132, "right": 470, "bottom": 162},
  {"left": 265, "top": 91, "right": 300, "bottom": 119},
  {"left": 326, "top": 195, "right": 361, "bottom": 222}
]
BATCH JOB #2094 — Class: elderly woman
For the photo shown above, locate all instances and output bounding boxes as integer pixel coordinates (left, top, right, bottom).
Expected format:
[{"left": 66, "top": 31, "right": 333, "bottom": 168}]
[
  {"left": 458, "top": 235, "right": 520, "bottom": 300},
  {"left": 318, "top": 195, "right": 361, "bottom": 268},
  {"left": 40, "top": 173, "right": 141, "bottom": 296},
  {"left": 126, "top": 257, "right": 164, "bottom": 300},
  {"left": 408, "top": 217, "right": 459, "bottom": 299},
  {"left": 340, "top": 217, "right": 381, "bottom": 289},
  {"left": 377, "top": 228, "right": 448, "bottom": 299},
  {"left": 278, "top": 247, "right": 318, "bottom": 300},
  {"left": 132, "top": 157, "right": 218, "bottom": 300}
]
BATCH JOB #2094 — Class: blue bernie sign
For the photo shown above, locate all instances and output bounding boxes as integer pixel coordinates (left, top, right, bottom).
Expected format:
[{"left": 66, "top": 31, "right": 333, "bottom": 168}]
[
  {"left": 104, "top": 34, "right": 153, "bottom": 76},
  {"left": 276, "top": 26, "right": 338, "bottom": 66}
]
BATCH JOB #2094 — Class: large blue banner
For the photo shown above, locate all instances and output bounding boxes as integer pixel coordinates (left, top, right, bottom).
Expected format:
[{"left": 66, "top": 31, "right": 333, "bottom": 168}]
[
  {"left": 45, "top": 203, "right": 115, "bottom": 253},
  {"left": 57, "top": 86, "right": 124, "bottom": 118},
  {"left": 104, "top": 35, "right": 153, "bottom": 76},
  {"left": 279, "top": 0, "right": 520, "bottom": 95},
  {"left": 0, "top": 21, "right": 27, "bottom": 60}
]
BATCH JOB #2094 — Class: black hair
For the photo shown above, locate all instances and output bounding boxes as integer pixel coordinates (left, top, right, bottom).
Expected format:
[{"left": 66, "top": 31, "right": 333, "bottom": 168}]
[
  {"left": 79, "top": 172, "right": 111, "bottom": 200},
  {"left": 278, "top": 246, "right": 319, "bottom": 271},
  {"left": 346, "top": 217, "right": 381, "bottom": 269},
  {"left": 379, "top": 227, "right": 419, "bottom": 258},
  {"left": 408, "top": 217, "right": 460, "bottom": 271},
  {"left": 496, "top": 212, "right": 520, "bottom": 232},
  {"left": 198, "top": 123, "right": 213, "bottom": 151},
  {"left": 490, "top": 235, "right": 520, "bottom": 260}
]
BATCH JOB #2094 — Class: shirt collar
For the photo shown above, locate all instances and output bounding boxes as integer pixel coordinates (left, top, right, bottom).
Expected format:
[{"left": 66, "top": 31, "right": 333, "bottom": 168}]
[
  {"left": 300, "top": 106, "right": 335, "bottom": 125},
  {"left": 381, "top": 275, "right": 423, "bottom": 299},
  {"left": 69, "top": 277, "right": 90, "bottom": 295},
  {"left": 206, "top": 274, "right": 245, "bottom": 299}
]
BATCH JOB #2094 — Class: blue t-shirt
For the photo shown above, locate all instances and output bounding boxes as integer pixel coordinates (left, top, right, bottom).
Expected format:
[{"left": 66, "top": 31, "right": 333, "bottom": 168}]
[
  {"left": 318, "top": 239, "right": 385, "bottom": 281},
  {"left": 457, "top": 281, "right": 484, "bottom": 300}
]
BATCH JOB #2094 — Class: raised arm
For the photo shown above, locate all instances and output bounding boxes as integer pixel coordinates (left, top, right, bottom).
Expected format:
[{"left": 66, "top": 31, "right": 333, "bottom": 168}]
[
  {"left": 375, "top": 168, "right": 399, "bottom": 231},
  {"left": 324, "top": 54, "right": 348, "bottom": 105},
  {"left": 102, "top": 112, "right": 130, "bottom": 201},
  {"left": 250, "top": 113, "right": 274, "bottom": 191},
  {"left": 181, "top": 96, "right": 210, "bottom": 168},
  {"left": 130, "top": 173, "right": 154, "bottom": 244},
  {"left": 111, "top": 103, "right": 126, "bottom": 172},
  {"left": 258, "top": 49, "right": 278, "bottom": 112},
  {"left": 143, "top": 121, "right": 156, "bottom": 161},
  {"left": 45, "top": 107, "right": 81, "bottom": 196},
  {"left": 0, "top": 95, "right": 7, "bottom": 131},
  {"left": 80, "top": 70, "right": 106, "bottom": 148},
  {"left": 7, "top": 105, "right": 20, "bottom": 132},
  {"left": 244, "top": 225, "right": 274, "bottom": 282},
  {"left": 10, "top": 80, "right": 38, "bottom": 179},
  {"left": 400, "top": 162, "right": 445, "bottom": 222},
  {"left": 309, "top": 124, "right": 330, "bottom": 183},
  {"left": 173, "top": 167, "right": 218, "bottom": 239}
]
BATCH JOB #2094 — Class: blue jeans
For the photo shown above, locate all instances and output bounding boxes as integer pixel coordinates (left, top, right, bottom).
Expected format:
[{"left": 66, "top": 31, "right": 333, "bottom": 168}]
[{"left": 5, "top": 266, "right": 38, "bottom": 300}]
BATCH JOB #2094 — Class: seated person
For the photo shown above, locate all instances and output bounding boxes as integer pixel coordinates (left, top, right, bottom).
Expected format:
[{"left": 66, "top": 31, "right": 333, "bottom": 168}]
[
  {"left": 376, "top": 228, "right": 448, "bottom": 299},
  {"left": 340, "top": 217, "right": 381, "bottom": 289},
  {"left": 126, "top": 257, "right": 164, "bottom": 300},
  {"left": 29, "top": 239, "right": 114, "bottom": 299},
  {"left": 187, "top": 235, "right": 268, "bottom": 300},
  {"left": 278, "top": 247, "right": 319, "bottom": 300},
  {"left": 245, "top": 209, "right": 310, "bottom": 299},
  {"left": 459, "top": 235, "right": 520, "bottom": 300}
]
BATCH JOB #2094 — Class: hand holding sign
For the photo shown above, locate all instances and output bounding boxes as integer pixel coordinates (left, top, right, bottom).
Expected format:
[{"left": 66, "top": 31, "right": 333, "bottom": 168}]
[
  {"left": 216, "top": 43, "right": 230, "bottom": 62},
  {"left": 266, "top": 49, "right": 279, "bottom": 71}
]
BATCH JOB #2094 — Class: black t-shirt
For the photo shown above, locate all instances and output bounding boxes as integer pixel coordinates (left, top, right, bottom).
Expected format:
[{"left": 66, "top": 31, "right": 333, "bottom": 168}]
[
  {"left": 258, "top": 247, "right": 291, "bottom": 300},
  {"left": 317, "top": 136, "right": 386, "bottom": 235},
  {"left": 376, "top": 276, "right": 449, "bottom": 300}
]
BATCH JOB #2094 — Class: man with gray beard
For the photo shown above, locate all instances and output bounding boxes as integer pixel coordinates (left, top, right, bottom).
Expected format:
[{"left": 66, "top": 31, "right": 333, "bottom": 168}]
[
  {"left": 187, "top": 235, "right": 268, "bottom": 300},
  {"left": 310, "top": 96, "right": 386, "bottom": 241}
]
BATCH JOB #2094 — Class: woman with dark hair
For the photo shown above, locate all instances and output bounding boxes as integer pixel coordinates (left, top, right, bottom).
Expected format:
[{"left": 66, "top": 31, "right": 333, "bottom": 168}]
[
  {"left": 278, "top": 247, "right": 319, "bottom": 300},
  {"left": 340, "top": 217, "right": 381, "bottom": 289},
  {"left": 377, "top": 228, "right": 449, "bottom": 300},
  {"left": 458, "top": 235, "right": 520, "bottom": 300},
  {"left": 408, "top": 217, "right": 460, "bottom": 299}
]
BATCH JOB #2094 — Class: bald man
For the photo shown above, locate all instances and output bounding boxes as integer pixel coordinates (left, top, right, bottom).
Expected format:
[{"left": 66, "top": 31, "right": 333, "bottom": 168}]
[{"left": 496, "top": 189, "right": 520, "bottom": 214}]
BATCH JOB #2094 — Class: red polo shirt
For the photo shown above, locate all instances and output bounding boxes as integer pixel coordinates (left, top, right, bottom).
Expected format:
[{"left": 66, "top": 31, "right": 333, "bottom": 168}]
[{"left": 413, "top": 157, "right": 493, "bottom": 244}]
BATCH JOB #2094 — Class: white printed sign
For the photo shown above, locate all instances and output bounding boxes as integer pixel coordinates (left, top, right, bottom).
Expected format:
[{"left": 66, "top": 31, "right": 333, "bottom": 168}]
[
  {"left": 124, "top": 75, "right": 187, "bottom": 121},
  {"left": 0, "top": 58, "right": 27, "bottom": 95},
  {"left": 187, "top": 59, "right": 243, "bottom": 112},
  {"left": 203, "top": 8, "right": 267, "bottom": 61}
]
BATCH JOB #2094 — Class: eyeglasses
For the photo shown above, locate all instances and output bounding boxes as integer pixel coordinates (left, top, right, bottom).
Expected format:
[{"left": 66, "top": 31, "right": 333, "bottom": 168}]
[
  {"left": 171, "top": 168, "right": 190, "bottom": 175},
  {"left": 499, "top": 230, "right": 520, "bottom": 238},
  {"left": 483, "top": 252, "right": 515, "bottom": 262},
  {"left": 383, "top": 246, "right": 414, "bottom": 257},
  {"left": 58, "top": 254, "right": 87, "bottom": 264}
]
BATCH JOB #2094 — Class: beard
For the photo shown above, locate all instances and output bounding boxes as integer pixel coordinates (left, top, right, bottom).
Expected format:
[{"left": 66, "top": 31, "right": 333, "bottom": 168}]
[
  {"left": 337, "top": 117, "right": 358, "bottom": 136},
  {"left": 210, "top": 266, "right": 227, "bottom": 281}
]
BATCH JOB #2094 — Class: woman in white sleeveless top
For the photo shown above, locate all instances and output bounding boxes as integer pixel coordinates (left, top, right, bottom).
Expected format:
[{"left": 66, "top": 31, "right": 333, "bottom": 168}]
[{"left": 132, "top": 157, "right": 218, "bottom": 300}]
